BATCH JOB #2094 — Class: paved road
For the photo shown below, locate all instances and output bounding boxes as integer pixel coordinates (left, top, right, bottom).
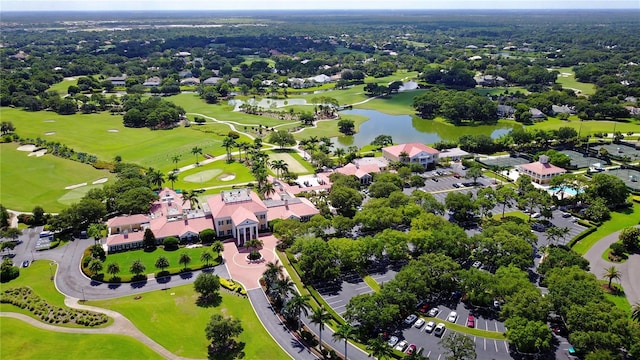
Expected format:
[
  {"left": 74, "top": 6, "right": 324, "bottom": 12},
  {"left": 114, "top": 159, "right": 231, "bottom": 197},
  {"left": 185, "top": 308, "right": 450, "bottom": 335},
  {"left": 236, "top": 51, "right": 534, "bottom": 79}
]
[
  {"left": 583, "top": 227, "right": 640, "bottom": 306},
  {"left": 247, "top": 289, "right": 315, "bottom": 360}
]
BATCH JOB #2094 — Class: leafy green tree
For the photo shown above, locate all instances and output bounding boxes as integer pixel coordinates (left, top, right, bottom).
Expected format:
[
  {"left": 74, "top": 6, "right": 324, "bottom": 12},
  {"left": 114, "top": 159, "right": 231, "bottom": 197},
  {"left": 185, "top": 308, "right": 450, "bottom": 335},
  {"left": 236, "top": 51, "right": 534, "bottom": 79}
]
[
  {"left": 0, "top": 204, "right": 10, "bottom": 229},
  {"left": 445, "top": 191, "right": 478, "bottom": 223},
  {"left": 465, "top": 165, "right": 483, "bottom": 184},
  {"left": 586, "top": 173, "right": 629, "bottom": 207},
  {"left": 178, "top": 252, "right": 192, "bottom": 270},
  {"left": 194, "top": 272, "right": 221, "bottom": 297},
  {"left": 205, "top": 314, "right": 243, "bottom": 355},
  {"left": 155, "top": 256, "right": 170, "bottom": 272},
  {"left": 267, "top": 130, "right": 296, "bottom": 149},
  {"left": 198, "top": 228, "right": 216, "bottom": 244},
  {"left": 439, "top": 333, "right": 477, "bottom": 360},
  {"left": 0, "top": 258, "right": 20, "bottom": 282},
  {"left": 505, "top": 316, "right": 552, "bottom": 353},
  {"left": 370, "top": 135, "right": 393, "bottom": 149},
  {"left": 328, "top": 186, "right": 363, "bottom": 218},
  {"left": 584, "top": 197, "right": 611, "bottom": 223},
  {"left": 337, "top": 119, "right": 355, "bottom": 135},
  {"left": 619, "top": 227, "right": 640, "bottom": 251},
  {"left": 368, "top": 181, "right": 400, "bottom": 198}
]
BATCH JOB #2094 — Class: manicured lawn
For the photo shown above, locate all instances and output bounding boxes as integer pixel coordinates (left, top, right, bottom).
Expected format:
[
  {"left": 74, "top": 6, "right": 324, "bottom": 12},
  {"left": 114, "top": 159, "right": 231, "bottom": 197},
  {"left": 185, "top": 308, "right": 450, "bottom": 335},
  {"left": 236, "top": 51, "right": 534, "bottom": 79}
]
[
  {"left": 572, "top": 202, "right": 640, "bottom": 255},
  {"left": 293, "top": 114, "right": 369, "bottom": 140},
  {"left": 89, "top": 284, "right": 289, "bottom": 359},
  {"left": 524, "top": 116, "right": 640, "bottom": 135},
  {"left": 355, "top": 90, "right": 427, "bottom": 115},
  {"left": 267, "top": 149, "right": 315, "bottom": 174},
  {"left": 555, "top": 67, "right": 596, "bottom": 96},
  {"left": 0, "top": 317, "right": 164, "bottom": 360},
  {"left": 0, "top": 108, "right": 245, "bottom": 172},
  {"left": 172, "top": 159, "right": 255, "bottom": 190},
  {"left": 99, "top": 246, "right": 221, "bottom": 279},
  {"left": 599, "top": 281, "right": 632, "bottom": 314},
  {"left": 0, "top": 260, "right": 65, "bottom": 308},
  {"left": 0, "top": 143, "right": 113, "bottom": 212}
]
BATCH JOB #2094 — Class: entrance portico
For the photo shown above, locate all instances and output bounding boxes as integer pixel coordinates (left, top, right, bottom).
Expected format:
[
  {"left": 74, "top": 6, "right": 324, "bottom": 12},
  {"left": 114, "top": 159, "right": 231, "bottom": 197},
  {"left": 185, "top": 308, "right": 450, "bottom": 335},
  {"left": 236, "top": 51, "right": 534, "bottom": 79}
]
[{"left": 234, "top": 222, "right": 258, "bottom": 247}]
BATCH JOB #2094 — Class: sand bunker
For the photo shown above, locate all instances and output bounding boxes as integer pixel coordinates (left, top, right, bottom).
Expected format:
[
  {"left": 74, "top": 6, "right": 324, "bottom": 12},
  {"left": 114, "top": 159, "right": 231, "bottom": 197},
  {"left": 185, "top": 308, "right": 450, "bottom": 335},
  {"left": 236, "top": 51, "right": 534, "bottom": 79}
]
[
  {"left": 92, "top": 177, "right": 109, "bottom": 184},
  {"left": 183, "top": 169, "right": 222, "bottom": 183},
  {"left": 17, "top": 144, "right": 37, "bottom": 152},
  {"left": 28, "top": 149, "right": 47, "bottom": 157},
  {"left": 65, "top": 182, "right": 87, "bottom": 190},
  {"left": 43, "top": 120, "right": 56, "bottom": 123},
  {"left": 44, "top": 132, "right": 56, "bottom": 135},
  {"left": 219, "top": 174, "right": 236, "bottom": 181},
  {"left": 107, "top": 129, "right": 119, "bottom": 133}
]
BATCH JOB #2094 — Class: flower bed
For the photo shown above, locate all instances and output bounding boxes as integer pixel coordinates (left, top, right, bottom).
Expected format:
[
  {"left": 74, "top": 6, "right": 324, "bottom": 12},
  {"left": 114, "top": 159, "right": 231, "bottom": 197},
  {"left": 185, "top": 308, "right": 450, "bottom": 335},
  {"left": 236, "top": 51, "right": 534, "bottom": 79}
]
[
  {"left": 220, "top": 278, "right": 247, "bottom": 296},
  {"left": 1, "top": 286, "right": 108, "bottom": 326}
]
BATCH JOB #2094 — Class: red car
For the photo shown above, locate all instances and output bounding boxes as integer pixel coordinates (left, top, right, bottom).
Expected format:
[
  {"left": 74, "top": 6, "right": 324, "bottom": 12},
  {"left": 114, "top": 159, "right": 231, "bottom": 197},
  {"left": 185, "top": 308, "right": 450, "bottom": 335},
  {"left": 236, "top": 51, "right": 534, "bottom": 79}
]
[
  {"left": 419, "top": 303, "right": 430, "bottom": 313},
  {"left": 405, "top": 344, "right": 417, "bottom": 355},
  {"left": 467, "top": 315, "right": 475, "bottom": 328},
  {"left": 453, "top": 173, "right": 461, "bottom": 178}
]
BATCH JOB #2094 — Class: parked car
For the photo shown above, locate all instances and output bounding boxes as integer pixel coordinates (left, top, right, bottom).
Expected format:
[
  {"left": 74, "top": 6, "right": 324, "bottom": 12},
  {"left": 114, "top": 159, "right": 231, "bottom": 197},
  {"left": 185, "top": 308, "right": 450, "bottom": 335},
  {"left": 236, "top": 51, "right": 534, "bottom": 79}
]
[
  {"left": 453, "top": 173, "right": 461, "bottom": 178},
  {"left": 404, "top": 314, "right": 418, "bottom": 325},
  {"left": 419, "top": 303, "right": 430, "bottom": 313},
  {"left": 21, "top": 260, "right": 30, "bottom": 268},
  {"left": 452, "top": 183, "right": 461, "bottom": 188},
  {"left": 472, "top": 261, "right": 482, "bottom": 269},
  {"left": 414, "top": 318, "right": 425, "bottom": 329},
  {"left": 467, "top": 315, "right": 475, "bottom": 328},
  {"left": 405, "top": 344, "right": 417, "bottom": 355},
  {"left": 387, "top": 335, "right": 399, "bottom": 347},
  {"left": 424, "top": 321, "right": 436, "bottom": 333},
  {"left": 447, "top": 311, "right": 458, "bottom": 323},
  {"left": 434, "top": 323, "right": 446, "bottom": 337},
  {"left": 493, "top": 300, "right": 501, "bottom": 309},
  {"left": 562, "top": 212, "right": 572, "bottom": 218},
  {"left": 532, "top": 212, "right": 541, "bottom": 218},
  {"left": 428, "top": 307, "right": 439, "bottom": 317},
  {"left": 394, "top": 340, "right": 408, "bottom": 351},
  {"left": 432, "top": 177, "right": 439, "bottom": 182}
]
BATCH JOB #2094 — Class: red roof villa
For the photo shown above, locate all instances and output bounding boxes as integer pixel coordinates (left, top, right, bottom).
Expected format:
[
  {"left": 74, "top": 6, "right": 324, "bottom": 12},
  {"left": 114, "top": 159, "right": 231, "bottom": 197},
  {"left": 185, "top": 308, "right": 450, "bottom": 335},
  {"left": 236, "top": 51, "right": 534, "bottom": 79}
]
[
  {"left": 382, "top": 143, "right": 440, "bottom": 169},
  {"left": 517, "top": 155, "right": 567, "bottom": 185}
]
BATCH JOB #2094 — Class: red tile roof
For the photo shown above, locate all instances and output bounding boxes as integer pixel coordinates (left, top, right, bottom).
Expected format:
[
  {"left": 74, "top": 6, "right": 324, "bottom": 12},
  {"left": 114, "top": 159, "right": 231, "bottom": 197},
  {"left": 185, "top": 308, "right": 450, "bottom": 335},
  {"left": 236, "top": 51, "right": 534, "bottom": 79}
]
[
  {"left": 519, "top": 161, "right": 566, "bottom": 176},
  {"left": 383, "top": 143, "right": 439, "bottom": 157}
]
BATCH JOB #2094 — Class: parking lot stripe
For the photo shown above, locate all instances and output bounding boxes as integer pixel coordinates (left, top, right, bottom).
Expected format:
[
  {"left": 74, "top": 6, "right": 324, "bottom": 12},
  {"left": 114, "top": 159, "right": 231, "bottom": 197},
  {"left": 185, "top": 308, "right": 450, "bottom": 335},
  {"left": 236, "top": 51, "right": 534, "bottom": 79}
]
[
  {"left": 355, "top": 285, "right": 370, "bottom": 291},
  {"left": 494, "top": 340, "right": 499, "bottom": 352},
  {"left": 483, "top": 338, "right": 487, "bottom": 351},
  {"left": 504, "top": 341, "right": 509, "bottom": 352},
  {"left": 327, "top": 299, "right": 343, "bottom": 305},
  {"left": 495, "top": 323, "right": 499, "bottom": 332}
]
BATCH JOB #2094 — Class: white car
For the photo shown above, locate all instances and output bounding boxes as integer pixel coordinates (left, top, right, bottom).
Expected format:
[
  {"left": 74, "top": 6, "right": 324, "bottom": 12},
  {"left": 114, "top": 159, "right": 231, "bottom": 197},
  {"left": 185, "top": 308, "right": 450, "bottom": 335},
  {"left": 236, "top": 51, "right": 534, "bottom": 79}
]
[
  {"left": 532, "top": 212, "right": 541, "bottom": 218},
  {"left": 427, "top": 307, "right": 439, "bottom": 317},
  {"left": 394, "top": 340, "right": 408, "bottom": 352},
  {"left": 447, "top": 311, "right": 458, "bottom": 323},
  {"left": 387, "top": 335, "right": 399, "bottom": 347},
  {"left": 434, "top": 323, "right": 446, "bottom": 337},
  {"left": 424, "top": 321, "right": 436, "bottom": 333},
  {"left": 404, "top": 314, "right": 418, "bottom": 325},
  {"left": 414, "top": 318, "right": 425, "bottom": 329}
]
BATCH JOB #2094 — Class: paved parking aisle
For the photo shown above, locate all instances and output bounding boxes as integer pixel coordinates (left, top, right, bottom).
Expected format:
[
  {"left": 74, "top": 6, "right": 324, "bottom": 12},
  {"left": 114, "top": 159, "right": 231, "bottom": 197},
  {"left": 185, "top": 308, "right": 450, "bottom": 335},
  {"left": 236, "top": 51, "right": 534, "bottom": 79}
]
[{"left": 316, "top": 271, "right": 374, "bottom": 316}]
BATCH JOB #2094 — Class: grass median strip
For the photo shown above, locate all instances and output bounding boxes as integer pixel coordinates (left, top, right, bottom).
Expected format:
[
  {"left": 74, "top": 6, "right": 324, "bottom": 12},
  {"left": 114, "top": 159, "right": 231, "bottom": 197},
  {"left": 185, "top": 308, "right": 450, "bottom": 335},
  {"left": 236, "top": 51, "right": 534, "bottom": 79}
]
[{"left": 422, "top": 317, "right": 507, "bottom": 340}]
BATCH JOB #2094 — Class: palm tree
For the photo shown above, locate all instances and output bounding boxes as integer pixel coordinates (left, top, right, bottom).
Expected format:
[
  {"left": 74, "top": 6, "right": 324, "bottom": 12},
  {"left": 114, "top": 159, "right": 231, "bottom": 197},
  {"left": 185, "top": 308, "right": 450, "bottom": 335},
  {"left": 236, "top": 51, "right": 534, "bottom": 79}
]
[
  {"left": 285, "top": 294, "right": 311, "bottom": 331},
  {"left": 334, "top": 148, "right": 345, "bottom": 166},
  {"left": 399, "top": 151, "right": 409, "bottom": 163},
  {"left": 167, "top": 172, "right": 178, "bottom": 190},
  {"left": 602, "top": 266, "right": 622, "bottom": 290},
  {"left": 148, "top": 168, "right": 165, "bottom": 190},
  {"left": 106, "top": 262, "right": 120, "bottom": 279},
  {"left": 632, "top": 301, "right": 640, "bottom": 322},
  {"left": 130, "top": 259, "right": 146, "bottom": 277},
  {"left": 545, "top": 226, "right": 570, "bottom": 246},
  {"left": 275, "top": 276, "right": 296, "bottom": 304},
  {"left": 309, "top": 306, "right": 332, "bottom": 353},
  {"left": 333, "top": 323, "right": 355, "bottom": 360},
  {"left": 191, "top": 146, "right": 203, "bottom": 165},
  {"left": 171, "top": 154, "right": 181, "bottom": 172},
  {"left": 245, "top": 238, "right": 264, "bottom": 253},
  {"left": 223, "top": 136, "right": 236, "bottom": 162},
  {"left": 179, "top": 252, "right": 192, "bottom": 270},
  {"left": 200, "top": 251, "right": 214, "bottom": 267},
  {"left": 88, "top": 259, "right": 103, "bottom": 276},
  {"left": 263, "top": 259, "right": 284, "bottom": 290},
  {"left": 366, "top": 337, "right": 394, "bottom": 360},
  {"left": 270, "top": 159, "right": 287, "bottom": 178},
  {"left": 211, "top": 240, "right": 224, "bottom": 255},
  {"left": 261, "top": 181, "right": 276, "bottom": 199},
  {"left": 155, "top": 256, "right": 170, "bottom": 272},
  {"left": 182, "top": 189, "right": 204, "bottom": 210}
]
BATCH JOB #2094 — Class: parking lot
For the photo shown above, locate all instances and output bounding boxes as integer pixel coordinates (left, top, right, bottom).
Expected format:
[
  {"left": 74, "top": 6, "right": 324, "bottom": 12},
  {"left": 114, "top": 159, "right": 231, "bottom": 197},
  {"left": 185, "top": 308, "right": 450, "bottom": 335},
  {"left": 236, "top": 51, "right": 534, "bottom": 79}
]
[
  {"left": 314, "top": 270, "right": 374, "bottom": 316},
  {"left": 530, "top": 210, "right": 587, "bottom": 247}
]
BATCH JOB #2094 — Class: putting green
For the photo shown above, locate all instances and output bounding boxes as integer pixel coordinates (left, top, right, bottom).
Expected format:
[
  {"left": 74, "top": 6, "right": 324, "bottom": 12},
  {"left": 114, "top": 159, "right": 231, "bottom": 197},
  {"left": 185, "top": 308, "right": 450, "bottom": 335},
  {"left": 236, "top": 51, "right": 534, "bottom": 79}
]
[
  {"left": 58, "top": 184, "right": 104, "bottom": 206},
  {"left": 182, "top": 169, "right": 223, "bottom": 183}
]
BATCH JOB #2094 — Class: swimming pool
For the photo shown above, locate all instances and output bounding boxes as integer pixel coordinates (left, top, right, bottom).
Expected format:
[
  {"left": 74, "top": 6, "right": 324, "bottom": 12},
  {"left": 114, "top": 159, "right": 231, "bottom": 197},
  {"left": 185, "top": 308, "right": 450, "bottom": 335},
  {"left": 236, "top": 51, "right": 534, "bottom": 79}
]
[{"left": 548, "top": 186, "right": 581, "bottom": 196}]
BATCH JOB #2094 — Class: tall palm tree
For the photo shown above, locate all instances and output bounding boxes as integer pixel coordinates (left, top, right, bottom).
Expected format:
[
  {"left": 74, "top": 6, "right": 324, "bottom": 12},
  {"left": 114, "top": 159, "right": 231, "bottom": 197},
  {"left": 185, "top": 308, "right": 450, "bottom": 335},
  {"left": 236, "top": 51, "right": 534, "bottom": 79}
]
[
  {"left": 545, "top": 226, "right": 570, "bottom": 246},
  {"left": 275, "top": 276, "right": 296, "bottom": 304},
  {"left": 200, "top": 251, "right": 214, "bottom": 267},
  {"left": 211, "top": 240, "right": 224, "bottom": 255},
  {"left": 171, "top": 154, "right": 181, "bottom": 172},
  {"left": 245, "top": 238, "right": 264, "bottom": 254},
  {"left": 179, "top": 252, "right": 192, "bottom": 270},
  {"left": 632, "top": 301, "right": 640, "bottom": 322},
  {"left": 399, "top": 151, "right": 409, "bottom": 163},
  {"left": 182, "top": 189, "right": 204, "bottom": 210},
  {"left": 366, "top": 337, "right": 394, "bottom": 360},
  {"left": 334, "top": 148, "right": 345, "bottom": 166},
  {"left": 603, "top": 266, "right": 622, "bottom": 290},
  {"left": 333, "top": 323, "right": 355, "bottom": 360},
  {"left": 167, "top": 172, "right": 178, "bottom": 190},
  {"left": 155, "top": 256, "right": 170, "bottom": 272},
  {"left": 270, "top": 159, "right": 289, "bottom": 179},
  {"left": 285, "top": 294, "right": 311, "bottom": 331},
  {"left": 222, "top": 136, "right": 236, "bottom": 162},
  {"left": 148, "top": 168, "right": 165, "bottom": 190},
  {"left": 309, "top": 306, "right": 332, "bottom": 353},
  {"left": 130, "top": 259, "right": 146, "bottom": 277},
  {"left": 263, "top": 260, "right": 284, "bottom": 290},
  {"left": 261, "top": 181, "right": 276, "bottom": 199},
  {"left": 191, "top": 146, "right": 203, "bottom": 165}
]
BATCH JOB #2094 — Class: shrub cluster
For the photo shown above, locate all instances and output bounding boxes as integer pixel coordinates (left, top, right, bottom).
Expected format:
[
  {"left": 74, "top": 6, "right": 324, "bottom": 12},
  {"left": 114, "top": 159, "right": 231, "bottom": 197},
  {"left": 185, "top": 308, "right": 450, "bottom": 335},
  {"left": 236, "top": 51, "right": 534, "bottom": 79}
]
[
  {"left": 220, "top": 278, "right": 246, "bottom": 296},
  {"left": 1, "top": 287, "right": 108, "bottom": 326}
]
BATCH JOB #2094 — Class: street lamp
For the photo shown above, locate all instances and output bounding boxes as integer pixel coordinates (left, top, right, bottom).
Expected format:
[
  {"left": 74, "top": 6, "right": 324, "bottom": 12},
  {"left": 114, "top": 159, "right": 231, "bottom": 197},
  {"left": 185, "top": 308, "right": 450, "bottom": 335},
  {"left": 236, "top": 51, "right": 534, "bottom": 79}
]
[{"left": 81, "top": 288, "right": 86, "bottom": 302}]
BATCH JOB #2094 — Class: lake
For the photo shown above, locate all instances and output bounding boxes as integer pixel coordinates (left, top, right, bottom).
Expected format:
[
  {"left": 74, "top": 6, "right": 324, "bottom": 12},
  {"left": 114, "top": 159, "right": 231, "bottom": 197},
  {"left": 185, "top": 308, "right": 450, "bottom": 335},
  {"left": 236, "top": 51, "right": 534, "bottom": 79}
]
[{"left": 332, "top": 109, "right": 518, "bottom": 148}]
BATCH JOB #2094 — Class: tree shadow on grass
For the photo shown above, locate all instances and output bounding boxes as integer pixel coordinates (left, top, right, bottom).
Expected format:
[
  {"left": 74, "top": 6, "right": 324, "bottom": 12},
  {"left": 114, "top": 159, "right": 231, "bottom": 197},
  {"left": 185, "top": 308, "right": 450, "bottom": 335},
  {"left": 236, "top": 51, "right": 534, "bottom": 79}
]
[
  {"left": 208, "top": 341, "right": 245, "bottom": 360},
  {"left": 196, "top": 293, "right": 222, "bottom": 308}
]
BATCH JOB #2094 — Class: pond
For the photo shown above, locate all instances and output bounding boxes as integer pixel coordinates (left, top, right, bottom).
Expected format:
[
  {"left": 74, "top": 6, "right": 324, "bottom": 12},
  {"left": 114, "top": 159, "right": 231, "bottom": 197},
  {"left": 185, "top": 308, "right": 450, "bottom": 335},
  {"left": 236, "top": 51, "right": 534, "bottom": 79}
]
[{"left": 332, "top": 109, "right": 518, "bottom": 148}]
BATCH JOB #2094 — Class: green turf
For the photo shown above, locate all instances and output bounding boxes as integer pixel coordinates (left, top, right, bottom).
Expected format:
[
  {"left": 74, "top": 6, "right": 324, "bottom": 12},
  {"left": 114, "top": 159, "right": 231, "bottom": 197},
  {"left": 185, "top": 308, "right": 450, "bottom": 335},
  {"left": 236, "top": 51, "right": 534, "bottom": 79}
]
[
  {"left": 0, "top": 260, "right": 65, "bottom": 308},
  {"left": 293, "top": 114, "right": 369, "bottom": 140},
  {"left": 572, "top": 202, "right": 640, "bottom": 255},
  {"left": 89, "top": 284, "right": 290, "bottom": 359},
  {"left": 354, "top": 90, "right": 426, "bottom": 115},
  {"left": 524, "top": 116, "right": 640, "bottom": 135},
  {"left": 555, "top": 67, "right": 596, "bottom": 96},
  {"left": 98, "top": 246, "right": 220, "bottom": 278},
  {"left": 598, "top": 281, "right": 632, "bottom": 314},
  {"left": 0, "top": 317, "right": 164, "bottom": 360},
  {"left": 0, "top": 143, "right": 113, "bottom": 212},
  {"left": 171, "top": 159, "right": 255, "bottom": 190}
]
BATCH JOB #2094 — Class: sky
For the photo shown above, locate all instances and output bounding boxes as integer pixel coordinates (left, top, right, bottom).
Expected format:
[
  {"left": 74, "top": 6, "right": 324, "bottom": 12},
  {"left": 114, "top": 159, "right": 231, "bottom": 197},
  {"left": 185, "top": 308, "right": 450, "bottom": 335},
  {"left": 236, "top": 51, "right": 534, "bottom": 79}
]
[{"left": 1, "top": 0, "right": 638, "bottom": 11}]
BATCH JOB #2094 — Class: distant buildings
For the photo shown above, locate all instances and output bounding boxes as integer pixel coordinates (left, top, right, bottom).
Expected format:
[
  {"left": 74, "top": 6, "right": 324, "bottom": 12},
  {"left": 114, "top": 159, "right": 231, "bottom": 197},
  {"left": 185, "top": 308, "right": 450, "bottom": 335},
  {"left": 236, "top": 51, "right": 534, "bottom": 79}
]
[{"left": 382, "top": 143, "right": 440, "bottom": 169}]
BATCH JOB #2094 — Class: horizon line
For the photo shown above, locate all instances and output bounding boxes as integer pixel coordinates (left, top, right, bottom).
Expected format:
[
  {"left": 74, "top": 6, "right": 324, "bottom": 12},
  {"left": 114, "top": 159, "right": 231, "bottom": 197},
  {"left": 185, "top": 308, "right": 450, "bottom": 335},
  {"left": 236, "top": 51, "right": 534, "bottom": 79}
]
[{"left": 2, "top": 8, "right": 639, "bottom": 12}]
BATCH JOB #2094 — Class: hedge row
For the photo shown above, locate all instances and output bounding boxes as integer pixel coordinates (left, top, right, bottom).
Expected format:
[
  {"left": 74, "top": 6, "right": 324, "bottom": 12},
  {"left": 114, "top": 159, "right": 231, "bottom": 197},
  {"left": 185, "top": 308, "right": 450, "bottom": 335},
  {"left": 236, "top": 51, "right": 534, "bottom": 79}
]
[
  {"left": 220, "top": 278, "right": 246, "bottom": 296},
  {"left": 568, "top": 225, "right": 598, "bottom": 248},
  {"left": 1, "top": 287, "right": 108, "bottom": 327}
]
